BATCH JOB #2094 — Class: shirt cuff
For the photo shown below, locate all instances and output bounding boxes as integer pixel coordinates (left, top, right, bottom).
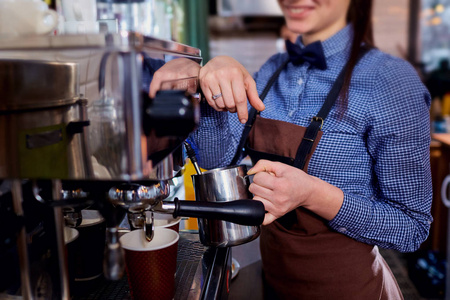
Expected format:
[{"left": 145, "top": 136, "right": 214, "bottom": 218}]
[{"left": 328, "top": 192, "right": 372, "bottom": 236}]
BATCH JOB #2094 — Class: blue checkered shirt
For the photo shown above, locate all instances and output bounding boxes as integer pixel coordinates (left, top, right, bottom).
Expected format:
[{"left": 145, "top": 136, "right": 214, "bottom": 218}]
[{"left": 189, "top": 25, "right": 433, "bottom": 252}]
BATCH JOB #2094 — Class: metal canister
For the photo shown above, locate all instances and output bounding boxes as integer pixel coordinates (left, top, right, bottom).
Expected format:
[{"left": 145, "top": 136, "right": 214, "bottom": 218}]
[
  {"left": 0, "top": 59, "right": 92, "bottom": 179},
  {"left": 192, "top": 165, "right": 260, "bottom": 247}
]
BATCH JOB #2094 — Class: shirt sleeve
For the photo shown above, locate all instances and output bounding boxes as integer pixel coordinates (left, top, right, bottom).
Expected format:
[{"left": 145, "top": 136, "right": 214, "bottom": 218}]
[
  {"left": 188, "top": 102, "right": 247, "bottom": 169},
  {"left": 328, "top": 57, "right": 433, "bottom": 253}
]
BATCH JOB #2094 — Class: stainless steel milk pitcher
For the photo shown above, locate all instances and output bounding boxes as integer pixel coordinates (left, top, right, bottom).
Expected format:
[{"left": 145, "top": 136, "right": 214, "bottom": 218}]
[{"left": 192, "top": 165, "right": 261, "bottom": 247}]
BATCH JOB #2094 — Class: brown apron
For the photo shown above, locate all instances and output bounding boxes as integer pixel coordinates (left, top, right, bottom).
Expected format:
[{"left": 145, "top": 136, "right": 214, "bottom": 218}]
[
  {"left": 248, "top": 116, "right": 403, "bottom": 300},
  {"left": 232, "top": 48, "right": 403, "bottom": 299}
]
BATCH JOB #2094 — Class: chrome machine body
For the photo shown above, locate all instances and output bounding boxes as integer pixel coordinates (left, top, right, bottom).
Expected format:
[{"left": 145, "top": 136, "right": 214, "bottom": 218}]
[
  {"left": 0, "top": 33, "right": 202, "bottom": 181},
  {"left": 0, "top": 33, "right": 202, "bottom": 299}
]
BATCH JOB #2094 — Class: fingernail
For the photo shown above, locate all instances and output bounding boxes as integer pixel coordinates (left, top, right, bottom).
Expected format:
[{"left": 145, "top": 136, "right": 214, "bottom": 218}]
[{"left": 240, "top": 118, "right": 247, "bottom": 124}]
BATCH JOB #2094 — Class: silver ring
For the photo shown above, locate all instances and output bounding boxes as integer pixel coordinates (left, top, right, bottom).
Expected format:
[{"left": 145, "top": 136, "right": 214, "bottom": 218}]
[{"left": 212, "top": 93, "right": 222, "bottom": 100}]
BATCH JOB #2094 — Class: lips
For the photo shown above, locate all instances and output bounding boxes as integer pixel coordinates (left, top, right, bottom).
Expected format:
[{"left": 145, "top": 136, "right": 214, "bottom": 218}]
[{"left": 281, "top": 4, "right": 314, "bottom": 19}]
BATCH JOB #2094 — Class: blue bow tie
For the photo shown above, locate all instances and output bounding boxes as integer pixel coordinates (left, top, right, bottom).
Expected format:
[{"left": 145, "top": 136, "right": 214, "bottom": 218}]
[{"left": 285, "top": 40, "right": 328, "bottom": 70}]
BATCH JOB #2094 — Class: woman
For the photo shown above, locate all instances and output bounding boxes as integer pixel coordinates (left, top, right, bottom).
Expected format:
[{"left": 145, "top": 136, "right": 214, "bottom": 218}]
[{"left": 150, "top": 0, "right": 432, "bottom": 298}]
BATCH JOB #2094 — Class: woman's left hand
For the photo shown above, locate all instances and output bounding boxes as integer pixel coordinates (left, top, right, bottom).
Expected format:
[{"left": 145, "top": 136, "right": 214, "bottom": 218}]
[
  {"left": 248, "top": 159, "right": 345, "bottom": 225},
  {"left": 247, "top": 160, "right": 315, "bottom": 225}
]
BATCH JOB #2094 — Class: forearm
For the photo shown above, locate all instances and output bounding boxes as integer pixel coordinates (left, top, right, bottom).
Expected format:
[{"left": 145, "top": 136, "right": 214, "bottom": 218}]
[
  {"left": 302, "top": 175, "right": 344, "bottom": 221},
  {"left": 328, "top": 190, "right": 432, "bottom": 252}
]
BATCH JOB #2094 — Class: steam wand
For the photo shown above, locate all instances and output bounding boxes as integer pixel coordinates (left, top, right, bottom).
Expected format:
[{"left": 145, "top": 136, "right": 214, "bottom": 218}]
[{"left": 183, "top": 141, "right": 202, "bottom": 175}]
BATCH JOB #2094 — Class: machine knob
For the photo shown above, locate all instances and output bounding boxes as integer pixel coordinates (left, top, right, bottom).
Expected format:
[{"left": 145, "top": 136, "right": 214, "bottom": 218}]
[{"left": 143, "top": 90, "right": 199, "bottom": 137}]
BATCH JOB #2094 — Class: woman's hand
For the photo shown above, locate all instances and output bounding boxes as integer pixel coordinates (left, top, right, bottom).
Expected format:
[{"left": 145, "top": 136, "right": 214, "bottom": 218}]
[
  {"left": 149, "top": 58, "right": 201, "bottom": 98},
  {"left": 248, "top": 160, "right": 344, "bottom": 225},
  {"left": 199, "top": 56, "right": 265, "bottom": 123}
]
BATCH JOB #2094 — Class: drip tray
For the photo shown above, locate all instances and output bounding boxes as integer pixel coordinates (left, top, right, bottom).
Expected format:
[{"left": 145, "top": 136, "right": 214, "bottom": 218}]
[{"left": 72, "top": 231, "right": 206, "bottom": 300}]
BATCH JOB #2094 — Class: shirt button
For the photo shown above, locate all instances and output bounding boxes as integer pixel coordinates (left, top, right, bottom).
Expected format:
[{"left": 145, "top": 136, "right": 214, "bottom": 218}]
[
  {"left": 338, "top": 227, "right": 347, "bottom": 233},
  {"left": 297, "top": 78, "right": 304, "bottom": 85}
]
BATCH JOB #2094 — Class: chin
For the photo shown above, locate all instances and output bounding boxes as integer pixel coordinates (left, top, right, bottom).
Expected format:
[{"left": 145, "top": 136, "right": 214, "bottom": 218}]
[{"left": 285, "top": 23, "right": 312, "bottom": 36}]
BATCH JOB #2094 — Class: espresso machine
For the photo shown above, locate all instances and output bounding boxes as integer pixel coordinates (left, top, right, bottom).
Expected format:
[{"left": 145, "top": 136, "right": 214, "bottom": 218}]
[{"left": 0, "top": 2, "right": 264, "bottom": 299}]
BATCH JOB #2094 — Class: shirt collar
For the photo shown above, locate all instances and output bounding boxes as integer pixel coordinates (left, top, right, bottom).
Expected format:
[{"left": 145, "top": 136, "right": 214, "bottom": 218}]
[{"left": 296, "top": 24, "right": 353, "bottom": 60}]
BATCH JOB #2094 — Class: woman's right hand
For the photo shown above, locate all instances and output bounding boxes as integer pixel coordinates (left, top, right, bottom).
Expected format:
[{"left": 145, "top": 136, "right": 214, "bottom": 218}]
[{"left": 199, "top": 56, "right": 265, "bottom": 124}]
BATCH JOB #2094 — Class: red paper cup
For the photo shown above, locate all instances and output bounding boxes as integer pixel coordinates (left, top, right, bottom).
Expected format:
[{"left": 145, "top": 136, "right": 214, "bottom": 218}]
[
  {"left": 148, "top": 212, "right": 182, "bottom": 233},
  {"left": 120, "top": 228, "right": 179, "bottom": 300}
]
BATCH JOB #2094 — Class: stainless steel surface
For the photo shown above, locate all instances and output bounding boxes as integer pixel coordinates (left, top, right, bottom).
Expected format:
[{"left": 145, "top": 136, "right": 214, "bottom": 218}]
[
  {"left": 0, "top": 33, "right": 201, "bottom": 181},
  {"left": 108, "top": 182, "right": 170, "bottom": 211},
  {"left": 0, "top": 32, "right": 201, "bottom": 58},
  {"left": 52, "top": 179, "right": 71, "bottom": 300},
  {"left": 87, "top": 51, "right": 146, "bottom": 180},
  {"left": 63, "top": 208, "right": 83, "bottom": 227},
  {"left": 192, "top": 165, "right": 260, "bottom": 247},
  {"left": 125, "top": 211, "right": 155, "bottom": 241},
  {"left": 127, "top": 211, "right": 146, "bottom": 230},
  {"left": 144, "top": 211, "right": 154, "bottom": 242},
  {"left": 0, "top": 60, "right": 79, "bottom": 110},
  {"left": 0, "top": 97, "right": 91, "bottom": 179},
  {"left": 104, "top": 227, "right": 125, "bottom": 281},
  {"left": 11, "top": 179, "right": 32, "bottom": 300},
  {"left": 159, "top": 200, "right": 176, "bottom": 213}
]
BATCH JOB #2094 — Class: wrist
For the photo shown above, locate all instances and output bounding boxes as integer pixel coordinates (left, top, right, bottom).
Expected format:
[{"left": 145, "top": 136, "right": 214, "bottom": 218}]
[{"left": 302, "top": 176, "right": 344, "bottom": 221}]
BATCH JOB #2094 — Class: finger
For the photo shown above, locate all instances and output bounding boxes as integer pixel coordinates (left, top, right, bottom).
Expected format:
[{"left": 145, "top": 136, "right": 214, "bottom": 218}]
[
  {"left": 249, "top": 181, "right": 274, "bottom": 201},
  {"left": 253, "top": 196, "right": 278, "bottom": 225},
  {"left": 200, "top": 80, "right": 221, "bottom": 111},
  {"left": 253, "top": 196, "right": 277, "bottom": 216},
  {"left": 210, "top": 87, "right": 226, "bottom": 110},
  {"left": 231, "top": 76, "right": 249, "bottom": 123},
  {"left": 199, "top": 71, "right": 226, "bottom": 111},
  {"left": 263, "top": 213, "right": 277, "bottom": 226},
  {"left": 149, "top": 73, "right": 163, "bottom": 98},
  {"left": 219, "top": 78, "right": 237, "bottom": 113},
  {"left": 244, "top": 76, "right": 265, "bottom": 111},
  {"left": 247, "top": 160, "right": 278, "bottom": 176},
  {"left": 251, "top": 172, "right": 277, "bottom": 191}
]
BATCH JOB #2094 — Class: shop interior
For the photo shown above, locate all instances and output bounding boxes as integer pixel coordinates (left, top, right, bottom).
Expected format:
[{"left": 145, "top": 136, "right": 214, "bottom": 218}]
[{"left": 0, "top": 0, "right": 450, "bottom": 299}]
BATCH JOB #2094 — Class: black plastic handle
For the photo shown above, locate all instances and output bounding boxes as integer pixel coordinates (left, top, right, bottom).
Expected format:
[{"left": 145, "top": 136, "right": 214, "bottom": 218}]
[
  {"left": 143, "top": 90, "right": 199, "bottom": 137},
  {"left": 172, "top": 198, "right": 265, "bottom": 226}
]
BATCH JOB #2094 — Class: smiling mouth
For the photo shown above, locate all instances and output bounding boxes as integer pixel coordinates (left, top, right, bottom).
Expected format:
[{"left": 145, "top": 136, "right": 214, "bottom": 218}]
[{"left": 289, "top": 7, "right": 306, "bottom": 14}]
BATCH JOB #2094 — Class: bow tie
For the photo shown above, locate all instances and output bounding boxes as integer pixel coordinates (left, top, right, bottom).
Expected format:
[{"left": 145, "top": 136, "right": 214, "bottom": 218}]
[{"left": 285, "top": 40, "right": 328, "bottom": 70}]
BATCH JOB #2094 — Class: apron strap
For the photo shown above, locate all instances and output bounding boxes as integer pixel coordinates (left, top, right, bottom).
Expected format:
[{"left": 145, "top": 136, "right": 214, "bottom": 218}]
[
  {"left": 230, "top": 59, "right": 290, "bottom": 165},
  {"left": 293, "top": 47, "right": 370, "bottom": 169}
]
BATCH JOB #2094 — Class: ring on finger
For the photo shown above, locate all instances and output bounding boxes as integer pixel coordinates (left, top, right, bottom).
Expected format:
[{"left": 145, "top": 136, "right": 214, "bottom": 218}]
[{"left": 212, "top": 93, "right": 222, "bottom": 100}]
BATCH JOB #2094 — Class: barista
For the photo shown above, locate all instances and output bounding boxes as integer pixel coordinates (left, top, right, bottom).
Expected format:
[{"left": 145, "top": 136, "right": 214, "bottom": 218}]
[{"left": 149, "top": 0, "right": 432, "bottom": 298}]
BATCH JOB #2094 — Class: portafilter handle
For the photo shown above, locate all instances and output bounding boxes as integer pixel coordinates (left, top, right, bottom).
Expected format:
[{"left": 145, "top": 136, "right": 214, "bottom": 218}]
[{"left": 156, "top": 198, "right": 266, "bottom": 226}]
